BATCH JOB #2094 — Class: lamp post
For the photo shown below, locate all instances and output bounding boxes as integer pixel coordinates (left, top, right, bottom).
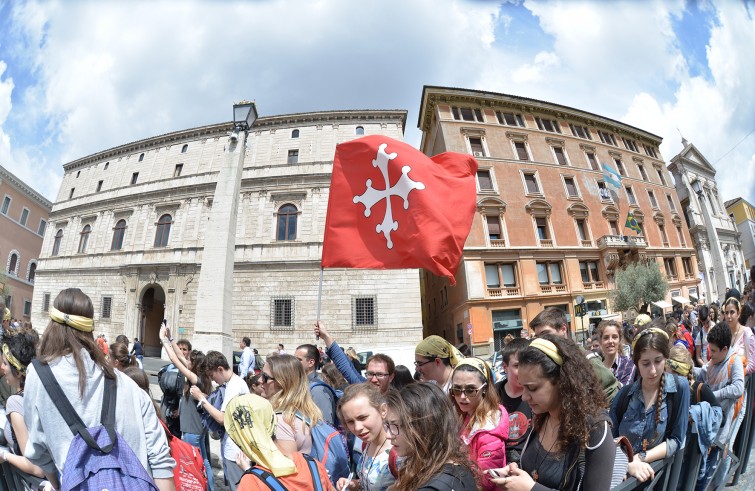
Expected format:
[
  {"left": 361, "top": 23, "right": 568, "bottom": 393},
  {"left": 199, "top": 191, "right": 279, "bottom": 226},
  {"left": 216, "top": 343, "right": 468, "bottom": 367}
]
[{"left": 192, "top": 101, "right": 258, "bottom": 359}]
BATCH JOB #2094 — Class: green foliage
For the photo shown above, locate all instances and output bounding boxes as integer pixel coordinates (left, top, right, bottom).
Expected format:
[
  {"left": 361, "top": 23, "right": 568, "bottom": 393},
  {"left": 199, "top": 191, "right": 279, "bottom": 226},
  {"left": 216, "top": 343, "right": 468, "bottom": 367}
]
[{"left": 611, "top": 261, "right": 669, "bottom": 313}]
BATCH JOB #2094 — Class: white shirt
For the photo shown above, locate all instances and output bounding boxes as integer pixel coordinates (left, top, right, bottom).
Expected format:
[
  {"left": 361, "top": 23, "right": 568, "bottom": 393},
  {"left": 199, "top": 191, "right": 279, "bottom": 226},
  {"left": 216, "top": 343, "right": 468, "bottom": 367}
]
[{"left": 220, "top": 374, "right": 250, "bottom": 460}]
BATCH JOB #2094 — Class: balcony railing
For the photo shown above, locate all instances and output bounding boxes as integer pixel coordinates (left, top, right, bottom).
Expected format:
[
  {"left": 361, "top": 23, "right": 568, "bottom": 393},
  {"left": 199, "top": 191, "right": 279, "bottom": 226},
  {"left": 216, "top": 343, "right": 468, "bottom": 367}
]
[
  {"left": 489, "top": 239, "right": 506, "bottom": 248},
  {"left": 581, "top": 240, "right": 593, "bottom": 247},
  {"left": 582, "top": 281, "right": 605, "bottom": 290},
  {"left": 539, "top": 239, "right": 554, "bottom": 247},
  {"left": 487, "top": 287, "right": 521, "bottom": 297},
  {"left": 540, "top": 284, "right": 567, "bottom": 294},
  {"left": 597, "top": 235, "right": 647, "bottom": 249}
]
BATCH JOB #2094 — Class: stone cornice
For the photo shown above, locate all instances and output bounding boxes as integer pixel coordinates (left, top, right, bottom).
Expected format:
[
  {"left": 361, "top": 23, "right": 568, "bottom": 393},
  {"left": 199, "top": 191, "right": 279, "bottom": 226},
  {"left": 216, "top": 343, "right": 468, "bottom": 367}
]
[
  {"left": 0, "top": 164, "right": 53, "bottom": 209},
  {"left": 252, "top": 109, "right": 407, "bottom": 131}
]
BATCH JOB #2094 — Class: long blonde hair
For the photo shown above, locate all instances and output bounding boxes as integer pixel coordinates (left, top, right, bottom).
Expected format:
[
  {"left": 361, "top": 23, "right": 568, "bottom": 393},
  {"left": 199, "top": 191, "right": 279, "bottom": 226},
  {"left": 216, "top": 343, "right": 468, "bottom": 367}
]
[{"left": 266, "top": 354, "right": 322, "bottom": 426}]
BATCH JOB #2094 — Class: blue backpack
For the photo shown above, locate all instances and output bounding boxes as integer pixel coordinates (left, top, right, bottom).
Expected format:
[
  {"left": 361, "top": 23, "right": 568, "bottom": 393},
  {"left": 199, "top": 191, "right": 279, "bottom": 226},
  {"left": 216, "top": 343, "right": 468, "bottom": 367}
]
[
  {"left": 295, "top": 412, "right": 351, "bottom": 486},
  {"left": 200, "top": 384, "right": 226, "bottom": 438},
  {"left": 32, "top": 359, "right": 159, "bottom": 491}
]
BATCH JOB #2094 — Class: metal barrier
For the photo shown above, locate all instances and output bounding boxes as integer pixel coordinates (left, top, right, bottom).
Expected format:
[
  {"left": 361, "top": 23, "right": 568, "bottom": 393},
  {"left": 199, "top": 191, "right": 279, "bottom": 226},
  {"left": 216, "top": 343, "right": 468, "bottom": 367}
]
[{"left": 731, "top": 373, "right": 755, "bottom": 484}]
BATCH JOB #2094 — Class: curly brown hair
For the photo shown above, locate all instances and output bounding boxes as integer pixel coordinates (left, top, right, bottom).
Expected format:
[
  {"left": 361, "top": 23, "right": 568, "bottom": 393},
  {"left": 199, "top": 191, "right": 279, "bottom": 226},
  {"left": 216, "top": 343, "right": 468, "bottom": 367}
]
[{"left": 517, "top": 333, "right": 607, "bottom": 450}]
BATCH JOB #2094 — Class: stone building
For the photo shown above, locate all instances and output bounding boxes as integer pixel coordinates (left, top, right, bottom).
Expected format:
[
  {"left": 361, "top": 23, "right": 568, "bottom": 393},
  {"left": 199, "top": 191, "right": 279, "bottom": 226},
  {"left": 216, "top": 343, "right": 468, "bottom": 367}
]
[
  {"left": 32, "top": 109, "right": 423, "bottom": 357},
  {"left": 725, "top": 197, "right": 755, "bottom": 274},
  {"left": 668, "top": 139, "right": 747, "bottom": 302},
  {"left": 418, "top": 86, "right": 698, "bottom": 354},
  {"left": 0, "top": 164, "right": 51, "bottom": 321}
]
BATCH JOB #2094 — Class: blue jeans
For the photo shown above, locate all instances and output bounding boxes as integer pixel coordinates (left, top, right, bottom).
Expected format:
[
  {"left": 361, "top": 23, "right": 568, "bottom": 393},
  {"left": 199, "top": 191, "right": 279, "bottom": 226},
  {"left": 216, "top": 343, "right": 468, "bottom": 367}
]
[{"left": 182, "top": 432, "right": 215, "bottom": 491}]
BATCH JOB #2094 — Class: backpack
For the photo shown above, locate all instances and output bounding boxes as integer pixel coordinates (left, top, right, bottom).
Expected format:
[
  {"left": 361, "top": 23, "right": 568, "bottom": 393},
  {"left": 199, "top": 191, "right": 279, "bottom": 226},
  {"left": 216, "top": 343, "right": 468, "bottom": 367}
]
[
  {"left": 199, "top": 384, "right": 226, "bottom": 438},
  {"left": 243, "top": 453, "right": 325, "bottom": 491},
  {"left": 31, "top": 359, "right": 159, "bottom": 491},
  {"left": 294, "top": 412, "right": 351, "bottom": 486},
  {"left": 309, "top": 379, "right": 342, "bottom": 428},
  {"left": 679, "top": 326, "right": 695, "bottom": 358},
  {"left": 158, "top": 366, "right": 185, "bottom": 410},
  {"left": 159, "top": 420, "right": 207, "bottom": 491}
]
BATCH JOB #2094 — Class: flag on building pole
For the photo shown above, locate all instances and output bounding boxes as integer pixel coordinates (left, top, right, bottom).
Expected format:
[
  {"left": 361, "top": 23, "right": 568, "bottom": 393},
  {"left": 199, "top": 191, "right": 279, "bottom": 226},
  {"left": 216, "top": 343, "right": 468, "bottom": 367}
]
[
  {"left": 602, "top": 162, "right": 623, "bottom": 189},
  {"left": 625, "top": 211, "right": 642, "bottom": 234},
  {"left": 321, "top": 135, "right": 478, "bottom": 285}
]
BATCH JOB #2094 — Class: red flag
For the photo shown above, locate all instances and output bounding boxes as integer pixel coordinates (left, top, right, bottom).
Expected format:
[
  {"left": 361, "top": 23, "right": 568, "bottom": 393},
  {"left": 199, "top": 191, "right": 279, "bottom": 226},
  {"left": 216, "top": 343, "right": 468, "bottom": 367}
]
[{"left": 321, "top": 135, "right": 478, "bottom": 285}]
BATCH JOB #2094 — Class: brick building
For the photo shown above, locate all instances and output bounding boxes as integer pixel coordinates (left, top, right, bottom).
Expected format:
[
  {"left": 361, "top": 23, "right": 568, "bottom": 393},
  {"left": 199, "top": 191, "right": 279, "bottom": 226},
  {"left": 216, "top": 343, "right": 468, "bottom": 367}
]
[
  {"left": 32, "top": 109, "right": 423, "bottom": 357},
  {"left": 418, "top": 86, "right": 698, "bottom": 355},
  {"left": 0, "top": 164, "right": 51, "bottom": 321}
]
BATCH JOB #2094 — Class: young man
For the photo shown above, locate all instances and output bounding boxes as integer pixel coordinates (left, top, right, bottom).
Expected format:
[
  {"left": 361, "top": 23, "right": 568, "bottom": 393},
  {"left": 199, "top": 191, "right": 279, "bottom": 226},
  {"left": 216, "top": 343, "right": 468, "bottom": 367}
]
[
  {"left": 313, "top": 322, "right": 395, "bottom": 393},
  {"left": 294, "top": 343, "right": 336, "bottom": 426},
  {"left": 238, "top": 336, "right": 254, "bottom": 378},
  {"left": 414, "top": 335, "right": 462, "bottom": 392},
  {"left": 176, "top": 339, "right": 192, "bottom": 359},
  {"left": 130, "top": 337, "right": 143, "bottom": 365},
  {"left": 694, "top": 323, "right": 745, "bottom": 490},
  {"left": 495, "top": 338, "right": 532, "bottom": 465},
  {"left": 190, "top": 350, "right": 250, "bottom": 491},
  {"left": 530, "top": 307, "right": 620, "bottom": 403}
]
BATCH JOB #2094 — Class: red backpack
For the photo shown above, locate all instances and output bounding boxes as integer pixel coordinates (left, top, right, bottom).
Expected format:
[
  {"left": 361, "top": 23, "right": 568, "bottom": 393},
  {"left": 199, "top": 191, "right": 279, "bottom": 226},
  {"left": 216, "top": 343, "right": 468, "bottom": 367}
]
[
  {"left": 160, "top": 421, "right": 208, "bottom": 491},
  {"left": 679, "top": 325, "right": 695, "bottom": 359}
]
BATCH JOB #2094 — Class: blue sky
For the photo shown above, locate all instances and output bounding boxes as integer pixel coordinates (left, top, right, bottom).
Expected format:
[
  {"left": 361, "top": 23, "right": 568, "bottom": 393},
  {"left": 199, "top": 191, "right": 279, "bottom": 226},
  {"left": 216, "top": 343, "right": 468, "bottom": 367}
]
[{"left": 0, "top": 0, "right": 753, "bottom": 205}]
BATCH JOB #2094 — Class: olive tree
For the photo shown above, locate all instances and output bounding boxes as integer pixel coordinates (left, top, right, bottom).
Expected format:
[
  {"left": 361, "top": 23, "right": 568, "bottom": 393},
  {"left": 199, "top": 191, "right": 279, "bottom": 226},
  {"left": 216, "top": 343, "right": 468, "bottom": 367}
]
[{"left": 611, "top": 261, "right": 669, "bottom": 314}]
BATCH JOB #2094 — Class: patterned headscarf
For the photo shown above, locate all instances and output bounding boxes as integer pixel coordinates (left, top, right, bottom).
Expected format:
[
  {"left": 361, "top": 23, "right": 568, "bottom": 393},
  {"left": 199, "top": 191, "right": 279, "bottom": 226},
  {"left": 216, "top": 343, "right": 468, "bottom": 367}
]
[{"left": 415, "top": 335, "right": 463, "bottom": 367}]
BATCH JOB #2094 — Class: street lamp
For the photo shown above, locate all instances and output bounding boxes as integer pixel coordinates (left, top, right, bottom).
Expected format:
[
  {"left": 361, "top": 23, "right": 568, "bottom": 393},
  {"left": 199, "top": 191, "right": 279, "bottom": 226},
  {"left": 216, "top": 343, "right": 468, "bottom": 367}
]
[
  {"left": 232, "top": 100, "right": 257, "bottom": 137},
  {"left": 690, "top": 178, "right": 702, "bottom": 196}
]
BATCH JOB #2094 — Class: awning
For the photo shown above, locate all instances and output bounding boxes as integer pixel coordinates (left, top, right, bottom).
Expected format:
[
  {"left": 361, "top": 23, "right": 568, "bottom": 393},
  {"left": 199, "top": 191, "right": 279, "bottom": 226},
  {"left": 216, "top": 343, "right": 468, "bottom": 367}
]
[
  {"left": 652, "top": 300, "right": 673, "bottom": 309},
  {"left": 672, "top": 296, "right": 691, "bottom": 305},
  {"left": 689, "top": 294, "right": 698, "bottom": 302}
]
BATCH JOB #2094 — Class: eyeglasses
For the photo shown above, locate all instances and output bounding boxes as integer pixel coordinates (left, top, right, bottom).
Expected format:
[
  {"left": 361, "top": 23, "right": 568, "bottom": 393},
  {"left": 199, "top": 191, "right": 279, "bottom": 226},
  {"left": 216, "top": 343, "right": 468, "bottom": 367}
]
[
  {"left": 261, "top": 372, "right": 276, "bottom": 383},
  {"left": 450, "top": 383, "right": 487, "bottom": 397},
  {"left": 365, "top": 371, "right": 390, "bottom": 379},
  {"left": 383, "top": 422, "right": 400, "bottom": 436},
  {"left": 414, "top": 358, "right": 436, "bottom": 368}
]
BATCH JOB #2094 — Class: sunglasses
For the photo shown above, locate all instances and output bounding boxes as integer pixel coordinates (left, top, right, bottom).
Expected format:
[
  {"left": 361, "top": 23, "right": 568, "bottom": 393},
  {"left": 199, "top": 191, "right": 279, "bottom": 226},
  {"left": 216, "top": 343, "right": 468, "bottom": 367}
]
[
  {"left": 450, "top": 383, "right": 487, "bottom": 397},
  {"left": 261, "top": 372, "right": 276, "bottom": 383}
]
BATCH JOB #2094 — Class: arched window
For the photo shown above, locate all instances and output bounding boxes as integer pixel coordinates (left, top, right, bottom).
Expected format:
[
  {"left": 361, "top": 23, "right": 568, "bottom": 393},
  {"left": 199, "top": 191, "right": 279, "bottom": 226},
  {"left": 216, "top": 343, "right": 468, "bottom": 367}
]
[
  {"left": 181, "top": 144, "right": 188, "bottom": 153},
  {"left": 291, "top": 129, "right": 300, "bottom": 138},
  {"left": 138, "top": 153, "right": 145, "bottom": 162},
  {"left": 28, "top": 262, "right": 36, "bottom": 282},
  {"left": 78, "top": 225, "right": 91, "bottom": 253},
  {"left": 154, "top": 214, "right": 173, "bottom": 247},
  {"left": 52, "top": 229, "right": 63, "bottom": 256},
  {"left": 7, "top": 253, "right": 18, "bottom": 275},
  {"left": 112, "top": 219, "right": 127, "bottom": 251},
  {"left": 355, "top": 126, "right": 365, "bottom": 135},
  {"left": 277, "top": 204, "right": 298, "bottom": 241}
]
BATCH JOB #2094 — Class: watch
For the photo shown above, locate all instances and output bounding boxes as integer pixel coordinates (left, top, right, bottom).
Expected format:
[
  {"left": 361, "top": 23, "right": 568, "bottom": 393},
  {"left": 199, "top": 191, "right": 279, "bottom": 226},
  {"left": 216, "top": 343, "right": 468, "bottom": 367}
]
[{"left": 638, "top": 451, "right": 647, "bottom": 462}]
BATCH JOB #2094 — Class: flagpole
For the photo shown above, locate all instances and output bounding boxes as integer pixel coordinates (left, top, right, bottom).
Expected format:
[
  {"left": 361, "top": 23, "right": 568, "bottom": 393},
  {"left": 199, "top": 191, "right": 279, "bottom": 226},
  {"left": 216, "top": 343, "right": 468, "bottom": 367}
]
[{"left": 316, "top": 267, "right": 323, "bottom": 339}]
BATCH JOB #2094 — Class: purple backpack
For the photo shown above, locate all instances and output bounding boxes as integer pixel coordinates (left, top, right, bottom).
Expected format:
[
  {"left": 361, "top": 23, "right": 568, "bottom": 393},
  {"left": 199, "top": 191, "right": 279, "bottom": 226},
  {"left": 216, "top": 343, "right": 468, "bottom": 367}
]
[{"left": 32, "top": 359, "right": 160, "bottom": 491}]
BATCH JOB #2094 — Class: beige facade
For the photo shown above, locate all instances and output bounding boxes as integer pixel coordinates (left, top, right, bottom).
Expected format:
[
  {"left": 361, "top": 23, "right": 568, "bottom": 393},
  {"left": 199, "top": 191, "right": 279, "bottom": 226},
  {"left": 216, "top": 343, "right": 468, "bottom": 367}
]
[
  {"left": 0, "top": 165, "right": 51, "bottom": 321},
  {"left": 418, "top": 86, "right": 698, "bottom": 355},
  {"left": 33, "top": 109, "right": 423, "bottom": 356}
]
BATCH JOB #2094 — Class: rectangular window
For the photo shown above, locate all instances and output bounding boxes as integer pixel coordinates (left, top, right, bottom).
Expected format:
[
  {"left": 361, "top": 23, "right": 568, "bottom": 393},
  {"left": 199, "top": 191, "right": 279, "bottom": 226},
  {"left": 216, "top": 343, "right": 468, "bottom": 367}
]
[
  {"left": 638, "top": 164, "right": 648, "bottom": 180},
  {"left": 625, "top": 186, "right": 637, "bottom": 205},
  {"left": 579, "top": 261, "right": 601, "bottom": 283},
  {"left": 353, "top": 296, "right": 376, "bottom": 327},
  {"left": 664, "top": 258, "right": 677, "bottom": 278},
  {"left": 569, "top": 124, "right": 591, "bottom": 140},
  {"left": 500, "top": 264, "right": 516, "bottom": 287},
  {"left": 96, "top": 180, "right": 103, "bottom": 192},
  {"left": 19, "top": 208, "right": 29, "bottom": 226},
  {"left": 576, "top": 219, "right": 589, "bottom": 241},
  {"left": 676, "top": 225, "right": 686, "bottom": 247},
  {"left": 38, "top": 219, "right": 47, "bottom": 236},
  {"left": 586, "top": 152, "right": 599, "bottom": 171},
  {"left": 614, "top": 158, "right": 626, "bottom": 176},
  {"left": 597, "top": 181, "right": 612, "bottom": 202},
  {"left": 496, "top": 111, "right": 524, "bottom": 127},
  {"left": 42, "top": 293, "right": 50, "bottom": 312},
  {"left": 130, "top": 173, "right": 139, "bottom": 185},
  {"left": 287, "top": 149, "right": 299, "bottom": 164},
  {"left": 536, "top": 262, "right": 563, "bottom": 285},
  {"left": 477, "top": 170, "right": 494, "bottom": 191},
  {"left": 485, "top": 263, "right": 500, "bottom": 288},
  {"left": 101, "top": 296, "right": 113, "bottom": 319},
  {"left": 564, "top": 177, "right": 579, "bottom": 198},
  {"left": 514, "top": 141, "right": 530, "bottom": 161},
  {"left": 69, "top": 188, "right": 75, "bottom": 199},
  {"left": 23, "top": 300, "right": 31, "bottom": 317},
  {"left": 553, "top": 147, "right": 568, "bottom": 166},
  {"left": 659, "top": 223, "right": 669, "bottom": 245},
  {"left": 469, "top": 137, "right": 485, "bottom": 157},
  {"left": 535, "top": 117, "right": 561, "bottom": 133},
  {"left": 272, "top": 297, "right": 294, "bottom": 328},
  {"left": 682, "top": 257, "right": 693, "bottom": 276},
  {"left": 598, "top": 130, "right": 617, "bottom": 146},
  {"left": 648, "top": 190, "right": 659, "bottom": 208},
  {"left": 535, "top": 217, "right": 549, "bottom": 240},
  {"left": 644, "top": 144, "right": 658, "bottom": 158},
  {"left": 622, "top": 137, "right": 639, "bottom": 152},
  {"left": 486, "top": 215, "right": 502, "bottom": 240},
  {"left": 666, "top": 194, "right": 676, "bottom": 211},
  {"left": 655, "top": 167, "right": 667, "bottom": 185},
  {"left": 609, "top": 220, "right": 619, "bottom": 235},
  {"left": 452, "top": 107, "right": 483, "bottom": 122},
  {"left": 1, "top": 196, "right": 10, "bottom": 214},
  {"left": 174, "top": 164, "right": 183, "bottom": 177},
  {"left": 524, "top": 173, "right": 540, "bottom": 194}
]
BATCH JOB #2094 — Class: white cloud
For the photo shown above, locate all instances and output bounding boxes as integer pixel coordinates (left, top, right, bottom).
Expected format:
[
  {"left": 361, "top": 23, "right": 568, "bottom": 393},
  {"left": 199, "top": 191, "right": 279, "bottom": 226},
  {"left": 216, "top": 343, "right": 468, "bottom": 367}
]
[{"left": 512, "top": 51, "right": 560, "bottom": 84}]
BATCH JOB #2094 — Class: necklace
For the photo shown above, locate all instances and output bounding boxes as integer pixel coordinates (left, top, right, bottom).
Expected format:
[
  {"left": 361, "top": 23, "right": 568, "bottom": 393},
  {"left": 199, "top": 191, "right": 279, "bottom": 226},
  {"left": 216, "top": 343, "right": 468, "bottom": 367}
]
[
  {"left": 532, "top": 417, "right": 559, "bottom": 482},
  {"left": 361, "top": 437, "right": 389, "bottom": 490}
]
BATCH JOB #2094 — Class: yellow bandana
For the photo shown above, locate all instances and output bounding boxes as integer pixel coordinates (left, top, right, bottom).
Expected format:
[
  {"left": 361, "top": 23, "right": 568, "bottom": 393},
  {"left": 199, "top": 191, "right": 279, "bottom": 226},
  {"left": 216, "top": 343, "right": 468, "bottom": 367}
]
[
  {"left": 49, "top": 306, "right": 94, "bottom": 333},
  {"left": 453, "top": 357, "right": 493, "bottom": 382},
  {"left": 415, "top": 335, "right": 463, "bottom": 367},
  {"left": 2, "top": 343, "right": 26, "bottom": 375},
  {"left": 631, "top": 327, "right": 669, "bottom": 350},
  {"left": 2, "top": 308, "right": 9, "bottom": 322},
  {"left": 666, "top": 358, "right": 691, "bottom": 376},
  {"left": 224, "top": 394, "right": 297, "bottom": 477},
  {"left": 530, "top": 338, "right": 564, "bottom": 366}
]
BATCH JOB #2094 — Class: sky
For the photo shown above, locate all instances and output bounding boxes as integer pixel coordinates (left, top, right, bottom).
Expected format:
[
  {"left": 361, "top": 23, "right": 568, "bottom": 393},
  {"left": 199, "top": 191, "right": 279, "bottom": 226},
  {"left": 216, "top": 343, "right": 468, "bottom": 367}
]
[{"left": 0, "top": 0, "right": 753, "bottom": 206}]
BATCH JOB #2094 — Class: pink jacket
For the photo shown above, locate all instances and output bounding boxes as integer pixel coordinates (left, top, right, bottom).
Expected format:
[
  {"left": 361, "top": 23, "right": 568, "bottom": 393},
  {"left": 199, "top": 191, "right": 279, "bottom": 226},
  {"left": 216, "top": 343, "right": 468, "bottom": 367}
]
[{"left": 461, "top": 405, "right": 509, "bottom": 491}]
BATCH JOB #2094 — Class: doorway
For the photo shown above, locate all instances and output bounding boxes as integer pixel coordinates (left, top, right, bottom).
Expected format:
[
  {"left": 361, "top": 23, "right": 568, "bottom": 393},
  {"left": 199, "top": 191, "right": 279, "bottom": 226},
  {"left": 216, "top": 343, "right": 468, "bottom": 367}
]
[{"left": 139, "top": 285, "right": 165, "bottom": 357}]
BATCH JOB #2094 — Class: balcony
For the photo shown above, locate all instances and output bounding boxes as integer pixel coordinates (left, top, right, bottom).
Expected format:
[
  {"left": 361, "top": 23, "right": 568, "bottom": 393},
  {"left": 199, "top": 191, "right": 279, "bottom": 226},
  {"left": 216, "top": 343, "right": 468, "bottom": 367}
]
[
  {"left": 582, "top": 281, "right": 605, "bottom": 290},
  {"left": 540, "top": 284, "right": 567, "bottom": 294},
  {"left": 597, "top": 235, "right": 647, "bottom": 250},
  {"left": 487, "top": 287, "right": 521, "bottom": 298},
  {"left": 539, "top": 239, "right": 554, "bottom": 247},
  {"left": 489, "top": 239, "right": 506, "bottom": 248},
  {"left": 581, "top": 240, "right": 593, "bottom": 247}
]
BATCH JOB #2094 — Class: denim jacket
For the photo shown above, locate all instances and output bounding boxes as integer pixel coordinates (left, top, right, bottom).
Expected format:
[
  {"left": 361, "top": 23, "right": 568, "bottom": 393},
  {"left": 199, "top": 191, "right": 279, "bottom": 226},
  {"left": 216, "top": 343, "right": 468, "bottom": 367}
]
[{"left": 609, "top": 373, "right": 690, "bottom": 457}]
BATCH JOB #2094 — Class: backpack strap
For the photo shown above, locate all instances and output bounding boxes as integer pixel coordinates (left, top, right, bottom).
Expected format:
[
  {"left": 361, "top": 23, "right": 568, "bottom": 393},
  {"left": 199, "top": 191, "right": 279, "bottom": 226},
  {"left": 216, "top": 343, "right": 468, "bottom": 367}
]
[
  {"left": 388, "top": 447, "right": 399, "bottom": 478},
  {"left": 615, "top": 384, "right": 631, "bottom": 424},
  {"left": 31, "top": 359, "right": 118, "bottom": 453},
  {"left": 663, "top": 374, "right": 682, "bottom": 440},
  {"left": 302, "top": 454, "right": 324, "bottom": 491},
  {"left": 244, "top": 467, "right": 287, "bottom": 491}
]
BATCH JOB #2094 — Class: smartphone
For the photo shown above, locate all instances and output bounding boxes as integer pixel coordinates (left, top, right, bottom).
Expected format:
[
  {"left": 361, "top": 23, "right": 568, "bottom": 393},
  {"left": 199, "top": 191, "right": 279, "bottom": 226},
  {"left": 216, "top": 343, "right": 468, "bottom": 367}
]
[{"left": 488, "top": 469, "right": 500, "bottom": 478}]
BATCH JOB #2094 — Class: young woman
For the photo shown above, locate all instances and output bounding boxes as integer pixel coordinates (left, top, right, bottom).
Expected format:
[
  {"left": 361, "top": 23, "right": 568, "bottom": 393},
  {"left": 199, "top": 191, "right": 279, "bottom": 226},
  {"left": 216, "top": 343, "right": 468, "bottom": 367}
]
[
  {"left": 261, "top": 354, "right": 322, "bottom": 456},
  {"left": 384, "top": 383, "right": 476, "bottom": 490},
  {"left": 390, "top": 365, "right": 415, "bottom": 390},
  {"left": 723, "top": 297, "right": 755, "bottom": 374},
  {"left": 449, "top": 358, "right": 508, "bottom": 490},
  {"left": 22, "top": 288, "right": 174, "bottom": 491},
  {"left": 598, "top": 319, "right": 636, "bottom": 387},
  {"left": 610, "top": 324, "right": 690, "bottom": 483},
  {"left": 109, "top": 341, "right": 138, "bottom": 370},
  {"left": 489, "top": 334, "right": 615, "bottom": 491},
  {"left": 0, "top": 329, "right": 46, "bottom": 489},
  {"left": 335, "top": 383, "right": 395, "bottom": 491},
  {"left": 695, "top": 305, "right": 713, "bottom": 367},
  {"left": 160, "top": 326, "right": 215, "bottom": 491}
]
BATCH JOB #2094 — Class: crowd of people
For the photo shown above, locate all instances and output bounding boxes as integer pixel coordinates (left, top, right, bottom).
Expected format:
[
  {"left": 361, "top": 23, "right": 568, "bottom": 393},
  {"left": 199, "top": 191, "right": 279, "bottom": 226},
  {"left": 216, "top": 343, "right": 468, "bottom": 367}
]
[{"left": 0, "top": 283, "right": 753, "bottom": 490}]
